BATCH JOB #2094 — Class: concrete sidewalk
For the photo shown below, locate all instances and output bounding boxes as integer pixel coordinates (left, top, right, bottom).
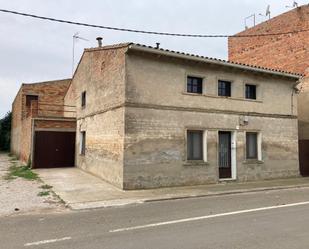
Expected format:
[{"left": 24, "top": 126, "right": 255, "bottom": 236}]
[{"left": 36, "top": 168, "right": 309, "bottom": 210}]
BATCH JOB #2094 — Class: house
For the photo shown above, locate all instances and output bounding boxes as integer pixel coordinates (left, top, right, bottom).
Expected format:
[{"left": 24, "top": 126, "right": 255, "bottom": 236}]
[
  {"left": 228, "top": 4, "right": 309, "bottom": 175},
  {"left": 11, "top": 79, "right": 76, "bottom": 168},
  {"left": 62, "top": 42, "right": 301, "bottom": 189},
  {"left": 11, "top": 41, "right": 302, "bottom": 189}
]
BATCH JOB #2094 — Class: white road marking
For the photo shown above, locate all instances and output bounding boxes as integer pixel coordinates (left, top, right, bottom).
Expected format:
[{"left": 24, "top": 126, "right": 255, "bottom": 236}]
[
  {"left": 110, "top": 201, "right": 309, "bottom": 233},
  {"left": 24, "top": 237, "right": 72, "bottom": 247}
]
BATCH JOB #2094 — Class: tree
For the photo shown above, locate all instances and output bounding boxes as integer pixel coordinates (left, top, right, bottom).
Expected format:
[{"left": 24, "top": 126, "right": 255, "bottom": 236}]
[{"left": 0, "top": 111, "right": 12, "bottom": 151}]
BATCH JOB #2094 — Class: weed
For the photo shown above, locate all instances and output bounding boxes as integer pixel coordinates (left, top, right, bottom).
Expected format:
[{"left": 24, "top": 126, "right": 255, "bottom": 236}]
[
  {"left": 5, "top": 165, "right": 39, "bottom": 181},
  {"left": 38, "top": 191, "right": 50, "bottom": 197}
]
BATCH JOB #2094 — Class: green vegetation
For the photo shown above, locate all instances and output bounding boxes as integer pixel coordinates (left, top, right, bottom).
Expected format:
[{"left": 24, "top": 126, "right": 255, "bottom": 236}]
[
  {"left": 0, "top": 112, "right": 11, "bottom": 151},
  {"left": 38, "top": 191, "right": 50, "bottom": 197},
  {"left": 5, "top": 163, "right": 39, "bottom": 181}
]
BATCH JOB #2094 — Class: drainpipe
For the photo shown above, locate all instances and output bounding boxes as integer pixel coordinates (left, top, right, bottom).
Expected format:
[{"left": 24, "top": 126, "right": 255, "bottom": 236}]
[{"left": 291, "top": 78, "right": 303, "bottom": 115}]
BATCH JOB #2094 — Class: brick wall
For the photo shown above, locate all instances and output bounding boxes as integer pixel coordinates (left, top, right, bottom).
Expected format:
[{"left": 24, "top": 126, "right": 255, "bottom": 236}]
[
  {"left": 11, "top": 78, "right": 75, "bottom": 162},
  {"left": 228, "top": 5, "right": 309, "bottom": 75}
]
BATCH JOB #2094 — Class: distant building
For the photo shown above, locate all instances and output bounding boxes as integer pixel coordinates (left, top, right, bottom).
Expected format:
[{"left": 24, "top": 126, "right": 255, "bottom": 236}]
[{"left": 228, "top": 4, "right": 309, "bottom": 175}]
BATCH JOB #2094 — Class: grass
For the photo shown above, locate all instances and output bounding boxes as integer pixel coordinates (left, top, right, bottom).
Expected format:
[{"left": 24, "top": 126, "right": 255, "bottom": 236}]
[
  {"left": 5, "top": 163, "right": 39, "bottom": 181},
  {"left": 38, "top": 191, "right": 50, "bottom": 197}
]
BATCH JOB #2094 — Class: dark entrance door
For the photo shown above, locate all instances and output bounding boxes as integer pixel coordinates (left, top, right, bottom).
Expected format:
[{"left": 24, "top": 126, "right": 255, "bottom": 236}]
[
  {"left": 219, "top": 131, "right": 232, "bottom": 179},
  {"left": 33, "top": 131, "right": 75, "bottom": 168},
  {"left": 299, "top": 140, "right": 309, "bottom": 176}
]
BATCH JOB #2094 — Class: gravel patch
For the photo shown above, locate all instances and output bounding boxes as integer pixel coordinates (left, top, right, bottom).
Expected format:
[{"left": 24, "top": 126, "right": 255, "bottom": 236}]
[{"left": 0, "top": 153, "right": 66, "bottom": 217}]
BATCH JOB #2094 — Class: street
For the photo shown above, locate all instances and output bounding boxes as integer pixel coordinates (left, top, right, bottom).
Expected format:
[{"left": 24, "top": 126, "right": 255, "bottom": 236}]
[{"left": 1, "top": 187, "right": 309, "bottom": 249}]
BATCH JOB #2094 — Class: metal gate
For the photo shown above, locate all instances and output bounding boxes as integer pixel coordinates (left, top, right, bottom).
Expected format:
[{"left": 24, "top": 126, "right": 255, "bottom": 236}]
[
  {"left": 33, "top": 131, "right": 75, "bottom": 168},
  {"left": 219, "top": 131, "right": 232, "bottom": 179}
]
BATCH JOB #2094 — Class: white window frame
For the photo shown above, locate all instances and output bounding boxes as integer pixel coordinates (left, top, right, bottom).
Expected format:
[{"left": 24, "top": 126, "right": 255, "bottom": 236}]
[
  {"left": 245, "top": 131, "right": 262, "bottom": 161},
  {"left": 186, "top": 129, "right": 208, "bottom": 162}
]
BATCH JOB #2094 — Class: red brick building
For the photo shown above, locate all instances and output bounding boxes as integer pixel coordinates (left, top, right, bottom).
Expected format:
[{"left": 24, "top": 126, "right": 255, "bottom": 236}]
[
  {"left": 228, "top": 5, "right": 309, "bottom": 75},
  {"left": 11, "top": 79, "right": 76, "bottom": 167},
  {"left": 228, "top": 4, "right": 309, "bottom": 175}
]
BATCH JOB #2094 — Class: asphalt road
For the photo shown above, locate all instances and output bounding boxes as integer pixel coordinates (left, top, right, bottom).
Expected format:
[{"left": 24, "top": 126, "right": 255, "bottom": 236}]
[{"left": 1, "top": 187, "right": 309, "bottom": 249}]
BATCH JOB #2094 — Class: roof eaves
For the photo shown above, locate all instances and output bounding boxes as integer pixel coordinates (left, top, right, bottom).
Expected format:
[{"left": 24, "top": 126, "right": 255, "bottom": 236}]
[{"left": 128, "top": 43, "right": 302, "bottom": 79}]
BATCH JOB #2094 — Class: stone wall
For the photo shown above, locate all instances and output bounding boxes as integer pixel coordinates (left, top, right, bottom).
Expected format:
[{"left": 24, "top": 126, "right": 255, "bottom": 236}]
[{"left": 71, "top": 44, "right": 128, "bottom": 188}]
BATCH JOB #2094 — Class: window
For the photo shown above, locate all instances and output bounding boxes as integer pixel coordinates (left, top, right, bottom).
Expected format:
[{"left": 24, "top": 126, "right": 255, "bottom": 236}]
[
  {"left": 187, "top": 130, "right": 203, "bottom": 160},
  {"left": 80, "top": 131, "right": 86, "bottom": 155},
  {"left": 26, "top": 95, "right": 38, "bottom": 107},
  {"left": 218, "top": 80, "right": 231, "bottom": 97},
  {"left": 246, "top": 132, "right": 258, "bottom": 159},
  {"left": 187, "top": 76, "right": 203, "bottom": 94},
  {"left": 245, "top": 84, "right": 256, "bottom": 100},
  {"left": 81, "top": 91, "right": 86, "bottom": 108}
]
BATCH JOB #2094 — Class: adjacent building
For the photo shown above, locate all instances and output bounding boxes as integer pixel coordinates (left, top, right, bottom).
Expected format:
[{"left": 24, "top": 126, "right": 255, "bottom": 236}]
[
  {"left": 11, "top": 79, "right": 76, "bottom": 168},
  {"left": 228, "top": 4, "right": 309, "bottom": 175}
]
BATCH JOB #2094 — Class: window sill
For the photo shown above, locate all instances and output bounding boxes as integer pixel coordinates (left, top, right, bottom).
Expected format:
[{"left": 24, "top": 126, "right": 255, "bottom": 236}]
[
  {"left": 183, "top": 161, "right": 209, "bottom": 167},
  {"left": 182, "top": 92, "right": 263, "bottom": 103},
  {"left": 243, "top": 160, "right": 264, "bottom": 165}
]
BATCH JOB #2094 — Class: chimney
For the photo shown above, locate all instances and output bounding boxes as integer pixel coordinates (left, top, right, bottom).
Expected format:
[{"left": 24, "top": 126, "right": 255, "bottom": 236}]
[
  {"left": 96, "top": 37, "right": 103, "bottom": 47},
  {"left": 156, "top": 42, "right": 160, "bottom": 49}
]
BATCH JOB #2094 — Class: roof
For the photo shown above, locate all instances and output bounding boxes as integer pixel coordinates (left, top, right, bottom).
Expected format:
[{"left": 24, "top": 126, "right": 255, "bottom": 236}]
[
  {"left": 84, "top": 42, "right": 302, "bottom": 79},
  {"left": 22, "top": 78, "right": 71, "bottom": 86}
]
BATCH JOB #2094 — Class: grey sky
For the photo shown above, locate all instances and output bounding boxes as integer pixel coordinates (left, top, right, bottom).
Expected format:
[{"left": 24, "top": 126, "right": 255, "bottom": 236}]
[{"left": 0, "top": 0, "right": 307, "bottom": 117}]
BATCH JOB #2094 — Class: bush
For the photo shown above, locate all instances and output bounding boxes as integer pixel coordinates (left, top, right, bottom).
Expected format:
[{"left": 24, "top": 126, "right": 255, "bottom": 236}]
[{"left": 0, "top": 111, "right": 12, "bottom": 151}]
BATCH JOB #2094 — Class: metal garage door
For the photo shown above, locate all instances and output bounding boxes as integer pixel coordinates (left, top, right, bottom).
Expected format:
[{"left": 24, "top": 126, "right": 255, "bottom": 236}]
[
  {"left": 33, "top": 131, "right": 75, "bottom": 168},
  {"left": 299, "top": 140, "right": 309, "bottom": 176}
]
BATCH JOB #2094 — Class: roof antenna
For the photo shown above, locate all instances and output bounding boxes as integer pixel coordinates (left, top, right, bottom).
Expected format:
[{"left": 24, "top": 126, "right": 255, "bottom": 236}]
[
  {"left": 72, "top": 32, "right": 88, "bottom": 77},
  {"left": 244, "top": 14, "right": 256, "bottom": 29},
  {"left": 286, "top": 1, "right": 298, "bottom": 8},
  {"left": 155, "top": 42, "right": 160, "bottom": 49},
  {"left": 259, "top": 5, "right": 271, "bottom": 20}
]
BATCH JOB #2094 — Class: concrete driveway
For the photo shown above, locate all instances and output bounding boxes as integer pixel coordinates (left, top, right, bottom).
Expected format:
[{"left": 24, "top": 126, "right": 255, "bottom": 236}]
[{"left": 35, "top": 167, "right": 309, "bottom": 210}]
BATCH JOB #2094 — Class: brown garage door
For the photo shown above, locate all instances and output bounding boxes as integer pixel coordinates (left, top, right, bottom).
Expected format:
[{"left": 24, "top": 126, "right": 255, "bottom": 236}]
[
  {"left": 299, "top": 140, "right": 309, "bottom": 176},
  {"left": 33, "top": 131, "right": 75, "bottom": 168}
]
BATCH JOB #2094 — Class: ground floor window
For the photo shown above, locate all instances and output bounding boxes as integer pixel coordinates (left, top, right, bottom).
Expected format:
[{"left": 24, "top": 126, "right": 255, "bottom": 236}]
[
  {"left": 246, "top": 132, "right": 261, "bottom": 160},
  {"left": 80, "top": 131, "right": 86, "bottom": 155},
  {"left": 187, "top": 130, "right": 207, "bottom": 161}
]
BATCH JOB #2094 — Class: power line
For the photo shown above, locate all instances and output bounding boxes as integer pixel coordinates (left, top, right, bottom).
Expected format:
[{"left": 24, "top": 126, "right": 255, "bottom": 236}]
[{"left": 0, "top": 8, "right": 308, "bottom": 38}]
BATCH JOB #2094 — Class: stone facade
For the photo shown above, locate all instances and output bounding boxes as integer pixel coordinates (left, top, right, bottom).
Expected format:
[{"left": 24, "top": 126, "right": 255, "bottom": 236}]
[
  {"left": 69, "top": 43, "right": 300, "bottom": 189},
  {"left": 11, "top": 79, "right": 76, "bottom": 164}
]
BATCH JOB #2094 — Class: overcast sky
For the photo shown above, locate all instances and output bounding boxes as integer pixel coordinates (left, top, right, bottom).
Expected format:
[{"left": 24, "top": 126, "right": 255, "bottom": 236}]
[{"left": 0, "top": 0, "right": 307, "bottom": 117}]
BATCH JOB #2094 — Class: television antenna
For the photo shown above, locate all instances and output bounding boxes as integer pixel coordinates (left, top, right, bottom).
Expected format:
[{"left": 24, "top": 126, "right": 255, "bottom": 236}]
[
  {"left": 259, "top": 5, "right": 271, "bottom": 20},
  {"left": 72, "top": 32, "right": 88, "bottom": 76},
  {"left": 244, "top": 14, "right": 256, "bottom": 29},
  {"left": 286, "top": 1, "right": 298, "bottom": 8}
]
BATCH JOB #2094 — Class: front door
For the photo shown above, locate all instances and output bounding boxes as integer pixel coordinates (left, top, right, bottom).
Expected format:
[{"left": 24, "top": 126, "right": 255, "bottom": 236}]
[{"left": 219, "top": 131, "right": 232, "bottom": 179}]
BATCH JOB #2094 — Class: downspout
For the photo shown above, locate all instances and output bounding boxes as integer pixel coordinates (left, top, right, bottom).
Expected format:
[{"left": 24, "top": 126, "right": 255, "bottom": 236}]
[
  {"left": 30, "top": 118, "right": 35, "bottom": 168},
  {"left": 291, "top": 78, "right": 303, "bottom": 115}
]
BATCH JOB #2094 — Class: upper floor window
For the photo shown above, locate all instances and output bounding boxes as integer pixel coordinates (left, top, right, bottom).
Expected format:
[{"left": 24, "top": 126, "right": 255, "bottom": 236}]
[
  {"left": 218, "top": 80, "right": 231, "bottom": 97},
  {"left": 81, "top": 91, "right": 86, "bottom": 108},
  {"left": 26, "top": 95, "right": 38, "bottom": 107},
  {"left": 187, "top": 76, "right": 203, "bottom": 94},
  {"left": 245, "top": 84, "right": 256, "bottom": 100}
]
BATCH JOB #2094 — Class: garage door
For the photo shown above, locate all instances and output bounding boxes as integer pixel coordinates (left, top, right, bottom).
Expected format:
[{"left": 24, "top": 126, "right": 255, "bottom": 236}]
[
  {"left": 299, "top": 140, "right": 309, "bottom": 176},
  {"left": 33, "top": 131, "right": 75, "bottom": 168}
]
